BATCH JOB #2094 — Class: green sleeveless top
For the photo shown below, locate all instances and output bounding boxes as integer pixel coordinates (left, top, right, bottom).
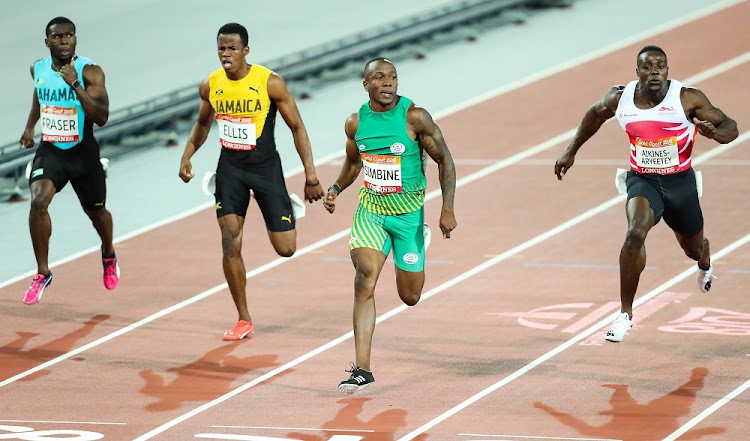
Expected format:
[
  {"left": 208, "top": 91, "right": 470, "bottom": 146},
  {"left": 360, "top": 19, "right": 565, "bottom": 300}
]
[{"left": 355, "top": 96, "right": 426, "bottom": 215}]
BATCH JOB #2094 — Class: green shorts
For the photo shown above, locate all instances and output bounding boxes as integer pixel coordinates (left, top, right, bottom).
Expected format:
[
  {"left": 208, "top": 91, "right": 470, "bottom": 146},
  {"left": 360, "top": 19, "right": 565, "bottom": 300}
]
[{"left": 349, "top": 205, "right": 425, "bottom": 272}]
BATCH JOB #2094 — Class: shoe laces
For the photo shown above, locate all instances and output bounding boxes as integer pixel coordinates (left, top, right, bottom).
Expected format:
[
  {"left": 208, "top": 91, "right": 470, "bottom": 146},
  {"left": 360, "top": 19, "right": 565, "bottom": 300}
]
[
  {"left": 103, "top": 258, "right": 117, "bottom": 274},
  {"left": 345, "top": 362, "right": 358, "bottom": 373},
  {"left": 30, "top": 274, "right": 47, "bottom": 289}
]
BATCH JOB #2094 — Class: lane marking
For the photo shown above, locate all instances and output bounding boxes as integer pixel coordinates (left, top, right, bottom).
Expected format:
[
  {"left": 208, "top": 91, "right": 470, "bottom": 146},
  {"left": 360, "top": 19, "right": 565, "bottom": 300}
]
[
  {"left": 211, "top": 426, "right": 374, "bottom": 433},
  {"left": 459, "top": 434, "right": 621, "bottom": 441},
  {"left": 0, "top": 420, "right": 126, "bottom": 426},
  {"left": 662, "top": 377, "right": 750, "bottom": 441},
  {"left": 134, "top": 131, "right": 750, "bottom": 440},
  {"left": 396, "top": 233, "right": 750, "bottom": 441},
  {"left": 2, "top": 0, "right": 745, "bottom": 291}
]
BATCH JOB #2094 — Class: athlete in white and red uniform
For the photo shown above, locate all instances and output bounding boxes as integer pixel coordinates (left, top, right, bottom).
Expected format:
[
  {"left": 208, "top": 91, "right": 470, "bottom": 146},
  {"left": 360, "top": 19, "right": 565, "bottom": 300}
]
[{"left": 554, "top": 45, "right": 738, "bottom": 343}]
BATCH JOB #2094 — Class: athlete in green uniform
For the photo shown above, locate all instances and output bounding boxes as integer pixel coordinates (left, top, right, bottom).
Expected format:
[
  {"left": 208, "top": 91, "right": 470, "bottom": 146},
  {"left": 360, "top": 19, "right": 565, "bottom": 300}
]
[{"left": 324, "top": 58, "right": 457, "bottom": 394}]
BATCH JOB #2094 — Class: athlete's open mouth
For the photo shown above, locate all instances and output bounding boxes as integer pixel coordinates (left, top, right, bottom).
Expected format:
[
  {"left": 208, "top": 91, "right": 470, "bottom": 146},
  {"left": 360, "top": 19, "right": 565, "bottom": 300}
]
[{"left": 222, "top": 60, "right": 232, "bottom": 69}]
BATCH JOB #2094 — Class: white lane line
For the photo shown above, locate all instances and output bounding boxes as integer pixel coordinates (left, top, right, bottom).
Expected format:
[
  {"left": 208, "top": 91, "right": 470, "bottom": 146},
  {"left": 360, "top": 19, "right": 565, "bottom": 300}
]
[
  {"left": 0, "top": 229, "right": 348, "bottom": 389},
  {"left": 661, "top": 378, "right": 750, "bottom": 441},
  {"left": 211, "top": 426, "right": 374, "bottom": 433},
  {"left": 133, "top": 128, "right": 750, "bottom": 440},
  {"left": 459, "top": 434, "right": 621, "bottom": 441},
  {"left": 0, "top": 419, "right": 126, "bottom": 425},
  {"left": 396, "top": 232, "right": 750, "bottom": 441},
  {"left": 2, "top": 0, "right": 744, "bottom": 292}
]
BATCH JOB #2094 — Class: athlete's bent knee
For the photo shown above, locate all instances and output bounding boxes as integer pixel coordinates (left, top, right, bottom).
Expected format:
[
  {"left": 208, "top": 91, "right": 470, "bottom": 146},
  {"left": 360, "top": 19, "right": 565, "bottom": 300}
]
[
  {"left": 623, "top": 225, "right": 648, "bottom": 251},
  {"left": 29, "top": 198, "right": 50, "bottom": 215},
  {"left": 221, "top": 231, "right": 241, "bottom": 258},
  {"left": 399, "top": 289, "right": 421, "bottom": 306},
  {"left": 274, "top": 244, "right": 296, "bottom": 258},
  {"left": 353, "top": 267, "right": 377, "bottom": 300}
]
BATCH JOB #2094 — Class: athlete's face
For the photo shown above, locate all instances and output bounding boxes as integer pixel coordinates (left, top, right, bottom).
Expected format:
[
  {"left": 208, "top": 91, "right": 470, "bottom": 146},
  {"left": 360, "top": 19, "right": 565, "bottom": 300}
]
[
  {"left": 45, "top": 23, "right": 77, "bottom": 62},
  {"left": 217, "top": 34, "right": 249, "bottom": 73},
  {"left": 363, "top": 60, "right": 398, "bottom": 110},
  {"left": 636, "top": 51, "right": 669, "bottom": 92}
]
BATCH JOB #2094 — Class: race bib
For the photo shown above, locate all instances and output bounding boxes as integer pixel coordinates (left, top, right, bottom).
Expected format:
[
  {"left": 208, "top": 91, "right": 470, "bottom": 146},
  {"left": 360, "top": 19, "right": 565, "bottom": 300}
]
[
  {"left": 216, "top": 114, "right": 256, "bottom": 151},
  {"left": 362, "top": 153, "right": 402, "bottom": 194},
  {"left": 41, "top": 105, "right": 79, "bottom": 143},
  {"left": 634, "top": 136, "right": 679, "bottom": 174}
]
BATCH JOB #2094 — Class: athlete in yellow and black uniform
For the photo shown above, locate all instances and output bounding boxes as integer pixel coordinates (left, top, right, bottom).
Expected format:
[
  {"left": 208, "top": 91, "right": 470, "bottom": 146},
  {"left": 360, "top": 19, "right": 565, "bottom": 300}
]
[{"left": 179, "top": 23, "right": 324, "bottom": 341}]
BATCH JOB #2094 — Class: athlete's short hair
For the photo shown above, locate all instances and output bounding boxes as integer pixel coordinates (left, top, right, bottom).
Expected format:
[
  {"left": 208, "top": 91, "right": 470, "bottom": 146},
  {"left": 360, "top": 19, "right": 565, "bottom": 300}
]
[
  {"left": 637, "top": 45, "right": 667, "bottom": 61},
  {"left": 45, "top": 17, "right": 75, "bottom": 37},
  {"left": 217, "top": 23, "right": 248, "bottom": 47},
  {"left": 363, "top": 57, "right": 394, "bottom": 79}
]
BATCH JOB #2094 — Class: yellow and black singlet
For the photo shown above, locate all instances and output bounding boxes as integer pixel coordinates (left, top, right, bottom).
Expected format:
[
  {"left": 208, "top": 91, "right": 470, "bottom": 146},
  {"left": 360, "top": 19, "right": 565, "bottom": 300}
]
[{"left": 209, "top": 64, "right": 278, "bottom": 168}]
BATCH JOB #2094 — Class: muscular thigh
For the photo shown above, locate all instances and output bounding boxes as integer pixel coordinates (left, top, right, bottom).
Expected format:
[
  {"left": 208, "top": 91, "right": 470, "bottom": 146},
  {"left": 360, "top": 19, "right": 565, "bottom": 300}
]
[
  {"left": 215, "top": 159, "right": 253, "bottom": 219},
  {"left": 246, "top": 157, "right": 295, "bottom": 232},
  {"left": 384, "top": 208, "right": 425, "bottom": 272},
  {"left": 661, "top": 168, "right": 703, "bottom": 236},
  {"left": 626, "top": 171, "right": 665, "bottom": 225},
  {"left": 69, "top": 148, "right": 106, "bottom": 210},
  {"left": 28, "top": 142, "right": 71, "bottom": 193},
  {"left": 349, "top": 205, "right": 391, "bottom": 257}
]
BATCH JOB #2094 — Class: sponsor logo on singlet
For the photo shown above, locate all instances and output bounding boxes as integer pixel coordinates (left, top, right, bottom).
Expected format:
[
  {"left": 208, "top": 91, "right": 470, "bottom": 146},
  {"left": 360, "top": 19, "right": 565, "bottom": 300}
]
[{"left": 390, "top": 142, "right": 406, "bottom": 154}]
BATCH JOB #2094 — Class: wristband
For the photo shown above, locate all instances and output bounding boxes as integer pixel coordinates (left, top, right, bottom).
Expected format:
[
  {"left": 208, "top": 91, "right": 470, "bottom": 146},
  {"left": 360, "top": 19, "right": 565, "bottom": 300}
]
[
  {"left": 328, "top": 184, "right": 342, "bottom": 194},
  {"left": 305, "top": 180, "right": 320, "bottom": 187}
]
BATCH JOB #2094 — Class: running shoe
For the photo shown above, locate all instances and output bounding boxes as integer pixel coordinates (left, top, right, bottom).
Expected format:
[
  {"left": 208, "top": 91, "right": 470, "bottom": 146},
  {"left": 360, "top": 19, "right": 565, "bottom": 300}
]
[
  {"left": 338, "top": 362, "right": 375, "bottom": 395},
  {"left": 23, "top": 272, "right": 53, "bottom": 305},
  {"left": 423, "top": 223, "right": 431, "bottom": 250},
  {"left": 102, "top": 252, "right": 120, "bottom": 290},
  {"left": 605, "top": 311, "right": 633, "bottom": 343},
  {"left": 223, "top": 320, "right": 254, "bottom": 340},
  {"left": 696, "top": 264, "right": 715, "bottom": 293}
]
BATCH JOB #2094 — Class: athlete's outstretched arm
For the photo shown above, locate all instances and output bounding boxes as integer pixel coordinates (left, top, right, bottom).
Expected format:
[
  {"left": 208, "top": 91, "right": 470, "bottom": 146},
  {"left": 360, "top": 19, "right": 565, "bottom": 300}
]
[
  {"left": 323, "top": 113, "right": 363, "bottom": 214},
  {"left": 179, "top": 79, "right": 214, "bottom": 183},
  {"left": 70, "top": 64, "right": 109, "bottom": 126},
  {"left": 682, "top": 87, "right": 738, "bottom": 144},
  {"left": 554, "top": 85, "right": 623, "bottom": 180},
  {"left": 20, "top": 65, "right": 40, "bottom": 149},
  {"left": 409, "top": 106, "right": 457, "bottom": 238},
  {"left": 268, "top": 73, "right": 324, "bottom": 202}
]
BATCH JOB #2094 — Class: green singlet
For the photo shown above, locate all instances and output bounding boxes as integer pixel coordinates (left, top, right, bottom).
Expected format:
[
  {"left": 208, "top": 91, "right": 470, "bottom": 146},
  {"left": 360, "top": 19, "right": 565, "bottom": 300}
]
[{"left": 355, "top": 96, "right": 426, "bottom": 215}]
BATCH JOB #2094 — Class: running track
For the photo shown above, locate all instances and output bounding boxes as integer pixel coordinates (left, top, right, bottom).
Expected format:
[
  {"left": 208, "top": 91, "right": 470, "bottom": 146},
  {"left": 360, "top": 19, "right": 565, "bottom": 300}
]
[{"left": 1, "top": 2, "right": 749, "bottom": 440}]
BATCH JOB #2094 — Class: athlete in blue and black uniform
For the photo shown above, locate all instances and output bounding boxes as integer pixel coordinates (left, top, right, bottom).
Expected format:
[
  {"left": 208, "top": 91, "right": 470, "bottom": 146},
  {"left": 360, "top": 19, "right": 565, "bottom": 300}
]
[{"left": 20, "top": 17, "right": 119, "bottom": 305}]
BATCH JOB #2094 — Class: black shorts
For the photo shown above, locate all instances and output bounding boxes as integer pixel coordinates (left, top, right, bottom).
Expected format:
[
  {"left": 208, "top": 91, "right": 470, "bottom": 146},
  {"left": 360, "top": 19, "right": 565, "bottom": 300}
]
[
  {"left": 214, "top": 154, "right": 295, "bottom": 232},
  {"left": 28, "top": 141, "right": 106, "bottom": 211},
  {"left": 626, "top": 168, "right": 703, "bottom": 236}
]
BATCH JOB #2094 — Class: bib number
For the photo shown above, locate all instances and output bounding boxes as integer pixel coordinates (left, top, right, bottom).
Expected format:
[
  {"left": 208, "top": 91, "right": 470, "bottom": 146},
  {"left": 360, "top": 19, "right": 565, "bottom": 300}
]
[
  {"left": 362, "top": 153, "right": 402, "bottom": 194},
  {"left": 216, "top": 114, "right": 256, "bottom": 151},
  {"left": 634, "top": 136, "right": 679, "bottom": 174},
  {"left": 41, "top": 105, "right": 79, "bottom": 143}
]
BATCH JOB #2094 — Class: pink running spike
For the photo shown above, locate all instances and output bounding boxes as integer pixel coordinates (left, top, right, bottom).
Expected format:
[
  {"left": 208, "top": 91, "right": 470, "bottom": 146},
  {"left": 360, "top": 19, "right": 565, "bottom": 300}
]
[
  {"left": 23, "top": 272, "right": 53, "bottom": 305},
  {"left": 102, "top": 257, "right": 120, "bottom": 290}
]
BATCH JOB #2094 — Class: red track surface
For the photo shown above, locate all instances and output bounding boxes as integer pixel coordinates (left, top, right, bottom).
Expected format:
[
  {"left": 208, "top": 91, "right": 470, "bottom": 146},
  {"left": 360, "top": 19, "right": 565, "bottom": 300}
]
[{"left": 1, "top": 3, "right": 748, "bottom": 440}]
